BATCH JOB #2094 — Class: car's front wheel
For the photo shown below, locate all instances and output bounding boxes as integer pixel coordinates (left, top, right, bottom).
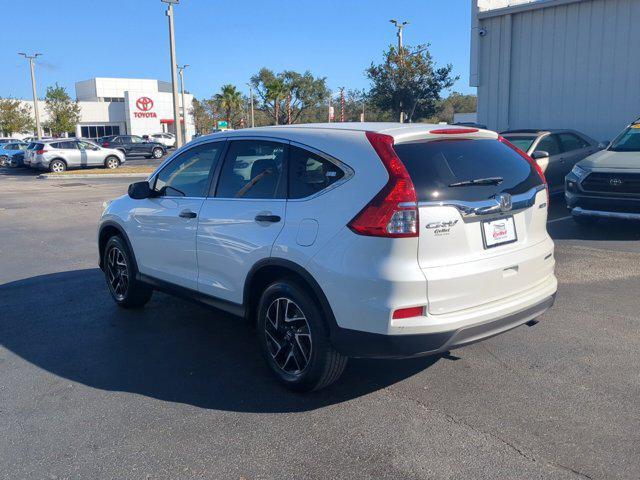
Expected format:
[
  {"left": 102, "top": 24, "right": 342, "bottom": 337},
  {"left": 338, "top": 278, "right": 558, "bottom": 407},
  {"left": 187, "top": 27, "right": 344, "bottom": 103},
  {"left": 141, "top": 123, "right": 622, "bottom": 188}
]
[
  {"left": 257, "top": 280, "right": 347, "bottom": 392},
  {"left": 152, "top": 147, "right": 164, "bottom": 159},
  {"left": 103, "top": 236, "right": 153, "bottom": 308}
]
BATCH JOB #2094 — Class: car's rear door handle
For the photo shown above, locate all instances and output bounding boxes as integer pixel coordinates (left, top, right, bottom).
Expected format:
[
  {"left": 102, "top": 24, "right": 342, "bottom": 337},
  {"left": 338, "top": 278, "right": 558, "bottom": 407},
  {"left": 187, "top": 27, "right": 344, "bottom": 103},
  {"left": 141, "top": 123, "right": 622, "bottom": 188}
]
[
  {"left": 255, "top": 214, "right": 281, "bottom": 223},
  {"left": 179, "top": 209, "right": 197, "bottom": 219}
]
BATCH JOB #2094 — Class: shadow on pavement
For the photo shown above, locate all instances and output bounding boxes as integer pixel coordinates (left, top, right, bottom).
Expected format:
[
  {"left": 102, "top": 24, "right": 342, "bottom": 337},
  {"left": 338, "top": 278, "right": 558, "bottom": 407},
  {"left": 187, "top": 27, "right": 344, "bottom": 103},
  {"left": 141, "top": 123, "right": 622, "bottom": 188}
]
[
  {"left": 0, "top": 166, "right": 40, "bottom": 176},
  {"left": 0, "top": 269, "right": 438, "bottom": 412},
  {"left": 548, "top": 217, "right": 640, "bottom": 242}
]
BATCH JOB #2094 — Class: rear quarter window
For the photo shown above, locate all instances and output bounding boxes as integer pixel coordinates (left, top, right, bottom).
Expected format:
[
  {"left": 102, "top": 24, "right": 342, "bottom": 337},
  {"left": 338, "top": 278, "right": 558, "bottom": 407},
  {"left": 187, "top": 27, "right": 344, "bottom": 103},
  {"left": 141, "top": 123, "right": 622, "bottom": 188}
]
[{"left": 393, "top": 138, "right": 542, "bottom": 203}]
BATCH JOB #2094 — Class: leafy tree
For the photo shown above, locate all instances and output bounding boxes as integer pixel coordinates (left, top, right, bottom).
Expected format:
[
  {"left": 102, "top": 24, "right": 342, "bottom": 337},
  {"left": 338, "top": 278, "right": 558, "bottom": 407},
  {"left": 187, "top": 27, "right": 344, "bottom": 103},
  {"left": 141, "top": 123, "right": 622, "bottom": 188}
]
[
  {"left": 190, "top": 97, "right": 214, "bottom": 134},
  {"left": 250, "top": 68, "right": 329, "bottom": 125},
  {"left": 214, "top": 84, "right": 244, "bottom": 127},
  {"left": 434, "top": 92, "right": 477, "bottom": 123},
  {"left": 43, "top": 84, "right": 81, "bottom": 136},
  {"left": 0, "top": 98, "right": 34, "bottom": 136},
  {"left": 366, "top": 44, "right": 458, "bottom": 122}
]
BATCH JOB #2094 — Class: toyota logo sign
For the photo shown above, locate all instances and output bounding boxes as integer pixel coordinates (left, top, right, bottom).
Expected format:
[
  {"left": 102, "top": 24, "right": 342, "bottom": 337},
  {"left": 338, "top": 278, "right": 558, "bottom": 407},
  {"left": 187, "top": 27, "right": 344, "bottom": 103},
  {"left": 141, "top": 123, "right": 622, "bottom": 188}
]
[
  {"left": 136, "top": 97, "right": 154, "bottom": 111},
  {"left": 134, "top": 97, "right": 157, "bottom": 118}
]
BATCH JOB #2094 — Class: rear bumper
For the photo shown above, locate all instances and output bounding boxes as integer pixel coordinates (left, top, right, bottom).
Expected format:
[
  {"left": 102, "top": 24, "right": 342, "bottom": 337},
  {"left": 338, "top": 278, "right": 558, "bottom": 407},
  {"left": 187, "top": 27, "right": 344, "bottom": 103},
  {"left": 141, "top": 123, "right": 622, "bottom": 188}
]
[{"left": 331, "top": 294, "right": 555, "bottom": 359}]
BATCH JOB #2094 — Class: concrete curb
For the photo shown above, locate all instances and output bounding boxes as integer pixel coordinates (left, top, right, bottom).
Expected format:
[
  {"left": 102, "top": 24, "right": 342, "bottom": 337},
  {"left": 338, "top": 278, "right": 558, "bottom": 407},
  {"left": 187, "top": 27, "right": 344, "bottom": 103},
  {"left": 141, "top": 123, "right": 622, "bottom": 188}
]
[{"left": 37, "top": 173, "right": 150, "bottom": 180}]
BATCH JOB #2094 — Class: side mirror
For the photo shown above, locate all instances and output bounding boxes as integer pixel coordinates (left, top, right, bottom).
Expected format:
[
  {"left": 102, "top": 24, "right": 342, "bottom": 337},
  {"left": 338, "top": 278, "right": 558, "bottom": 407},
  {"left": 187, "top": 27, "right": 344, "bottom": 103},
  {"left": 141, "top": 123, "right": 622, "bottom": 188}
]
[
  {"left": 531, "top": 150, "right": 550, "bottom": 160},
  {"left": 128, "top": 181, "right": 153, "bottom": 200}
]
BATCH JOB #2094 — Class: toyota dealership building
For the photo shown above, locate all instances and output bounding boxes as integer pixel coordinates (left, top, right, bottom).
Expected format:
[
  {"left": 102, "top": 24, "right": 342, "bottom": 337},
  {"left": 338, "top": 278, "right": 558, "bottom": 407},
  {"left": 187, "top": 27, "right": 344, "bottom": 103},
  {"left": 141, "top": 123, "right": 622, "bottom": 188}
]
[{"left": 6, "top": 77, "right": 196, "bottom": 141}]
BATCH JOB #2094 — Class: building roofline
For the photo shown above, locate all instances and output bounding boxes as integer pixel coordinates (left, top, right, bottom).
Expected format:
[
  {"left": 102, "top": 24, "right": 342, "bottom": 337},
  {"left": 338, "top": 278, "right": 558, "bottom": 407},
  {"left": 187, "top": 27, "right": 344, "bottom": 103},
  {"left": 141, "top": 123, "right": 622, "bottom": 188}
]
[{"left": 478, "top": 0, "right": 584, "bottom": 19}]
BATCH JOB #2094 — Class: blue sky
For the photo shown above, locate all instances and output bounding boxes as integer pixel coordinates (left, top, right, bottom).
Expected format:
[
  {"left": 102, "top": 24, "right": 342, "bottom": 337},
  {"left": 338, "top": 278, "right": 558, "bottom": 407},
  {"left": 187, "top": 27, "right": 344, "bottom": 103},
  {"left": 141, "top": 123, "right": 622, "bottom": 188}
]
[{"left": 1, "top": 0, "right": 474, "bottom": 100}]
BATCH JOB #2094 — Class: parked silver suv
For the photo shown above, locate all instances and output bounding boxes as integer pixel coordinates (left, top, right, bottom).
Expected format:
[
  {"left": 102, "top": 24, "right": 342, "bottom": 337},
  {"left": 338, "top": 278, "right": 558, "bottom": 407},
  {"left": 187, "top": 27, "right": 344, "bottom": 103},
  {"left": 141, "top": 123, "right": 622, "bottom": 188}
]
[{"left": 26, "top": 139, "right": 125, "bottom": 172}]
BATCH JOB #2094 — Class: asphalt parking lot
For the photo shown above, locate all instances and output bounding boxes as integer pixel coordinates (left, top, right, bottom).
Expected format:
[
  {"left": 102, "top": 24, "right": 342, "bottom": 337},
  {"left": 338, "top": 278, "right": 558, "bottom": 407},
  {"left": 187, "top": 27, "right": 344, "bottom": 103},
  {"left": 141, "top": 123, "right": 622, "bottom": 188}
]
[{"left": 1, "top": 171, "right": 639, "bottom": 479}]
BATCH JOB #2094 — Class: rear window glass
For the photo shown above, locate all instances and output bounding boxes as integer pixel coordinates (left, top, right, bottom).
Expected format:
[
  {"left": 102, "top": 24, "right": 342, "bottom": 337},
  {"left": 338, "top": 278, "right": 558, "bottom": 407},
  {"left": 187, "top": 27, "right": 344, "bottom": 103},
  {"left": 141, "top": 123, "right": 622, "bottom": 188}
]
[
  {"left": 501, "top": 135, "right": 536, "bottom": 152},
  {"left": 32, "top": 143, "right": 45, "bottom": 151},
  {"left": 393, "top": 138, "right": 542, "bottom": 202}
]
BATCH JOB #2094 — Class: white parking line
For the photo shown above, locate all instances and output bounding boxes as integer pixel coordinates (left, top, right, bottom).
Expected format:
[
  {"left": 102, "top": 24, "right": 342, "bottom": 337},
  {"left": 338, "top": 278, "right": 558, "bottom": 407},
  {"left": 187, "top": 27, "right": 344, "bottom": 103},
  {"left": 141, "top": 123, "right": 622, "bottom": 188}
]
[{"left": 547, "top": 215, "right": 572, "bottom": 224}]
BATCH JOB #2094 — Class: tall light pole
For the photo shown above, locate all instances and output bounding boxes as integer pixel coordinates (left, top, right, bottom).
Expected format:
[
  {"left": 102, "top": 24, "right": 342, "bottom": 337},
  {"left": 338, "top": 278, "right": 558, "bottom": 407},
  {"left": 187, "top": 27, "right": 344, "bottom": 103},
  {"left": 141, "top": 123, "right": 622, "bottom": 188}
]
[
  {"left": 177, "top": 64, "right": 189, "bottom": 141},
  {"left": 18, "top": 53, "right": 43, "bottom": 139},
  {"left": 162, "top": 0, "right": 183, "bottom": 148},
  {"left": 390, "top": 19, "right": 409, "bottom": 123},
  {"left": 246, "top": 84, "right": 255, "bottom": 128}
]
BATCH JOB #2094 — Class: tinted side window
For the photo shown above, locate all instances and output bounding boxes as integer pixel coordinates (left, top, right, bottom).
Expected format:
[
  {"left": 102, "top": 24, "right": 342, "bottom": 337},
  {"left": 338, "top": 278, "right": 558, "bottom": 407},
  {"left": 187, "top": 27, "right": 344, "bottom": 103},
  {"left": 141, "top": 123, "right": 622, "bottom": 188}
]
[
  {"left": 215, "top": 140, "right": 286, "bottom": 199},
  {"left": 559, "top": 133, "right": 589, "bottom": 152},
  {"left": 536, "top": 135, "right": 561, "bottom": 156},
  {"left": 394, "top": 138, "right": 542, "bottom": 202},
  {"left": 288, "top": 145, "right": 345, "bottom": 199},
  {"left": 51, "top": 141, "right": 76, "bottom": 149},
  {"left": 154, "top": 143, "right": 222, "bottom": 197}
]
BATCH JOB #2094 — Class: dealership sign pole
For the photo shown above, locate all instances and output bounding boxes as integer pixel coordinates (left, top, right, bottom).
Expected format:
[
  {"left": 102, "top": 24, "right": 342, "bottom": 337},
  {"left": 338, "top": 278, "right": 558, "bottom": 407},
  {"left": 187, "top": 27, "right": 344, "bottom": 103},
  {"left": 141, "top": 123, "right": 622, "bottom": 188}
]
[
  {"left": 18, "top": 53, "right": 43, "bottom": 139},
  {"left": 178, "top": 64, "right": 189, "bottom": 141},
  {"left": 163, "top": 0, "right": 183, "bottom": 148}
]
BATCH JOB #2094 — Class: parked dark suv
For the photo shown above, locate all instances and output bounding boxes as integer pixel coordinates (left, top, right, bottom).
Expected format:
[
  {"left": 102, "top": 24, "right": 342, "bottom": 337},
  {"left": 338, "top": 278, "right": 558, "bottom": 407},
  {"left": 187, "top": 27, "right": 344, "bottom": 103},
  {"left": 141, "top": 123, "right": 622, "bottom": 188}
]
[{"left": 99, "top": 135, "right": 166, "bottom": 159}]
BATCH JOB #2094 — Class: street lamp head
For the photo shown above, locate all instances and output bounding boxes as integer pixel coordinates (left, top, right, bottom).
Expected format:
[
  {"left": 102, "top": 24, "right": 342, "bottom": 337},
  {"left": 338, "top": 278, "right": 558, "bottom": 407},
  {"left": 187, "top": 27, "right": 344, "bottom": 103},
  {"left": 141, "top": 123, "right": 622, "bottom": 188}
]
[{"left": 161, "top": 0, "right": 179, "bottom": 3}]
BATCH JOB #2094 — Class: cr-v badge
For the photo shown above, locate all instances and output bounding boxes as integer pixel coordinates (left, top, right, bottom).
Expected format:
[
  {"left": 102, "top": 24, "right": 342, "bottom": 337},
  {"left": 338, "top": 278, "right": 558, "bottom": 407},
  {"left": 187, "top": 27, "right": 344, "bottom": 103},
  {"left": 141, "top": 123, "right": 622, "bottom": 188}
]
[{"left": 426, "top": 220, "right": 459, "bottom": 236}]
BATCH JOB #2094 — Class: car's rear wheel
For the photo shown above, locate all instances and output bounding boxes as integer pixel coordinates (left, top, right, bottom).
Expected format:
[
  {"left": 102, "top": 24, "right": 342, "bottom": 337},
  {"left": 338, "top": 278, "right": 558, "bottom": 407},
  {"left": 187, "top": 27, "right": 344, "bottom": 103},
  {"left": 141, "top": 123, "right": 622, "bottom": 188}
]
[
  {"left": 0, "top": 155, "right": 8, "bottom": 167},
  {"left": 103, "top": 236, "right": 153, "bottom": 309},
  {"left": 257, "top": 280, "right": 347, "bottom": 392},
  {"left": 49, "top": 159, "right": 66, "bottom": 173},
  {"left": 105, "top": 156, "right": 120, "bottom": 169},
  {"left": 152, "top": 147, "right": 164, "bottom": 159}
]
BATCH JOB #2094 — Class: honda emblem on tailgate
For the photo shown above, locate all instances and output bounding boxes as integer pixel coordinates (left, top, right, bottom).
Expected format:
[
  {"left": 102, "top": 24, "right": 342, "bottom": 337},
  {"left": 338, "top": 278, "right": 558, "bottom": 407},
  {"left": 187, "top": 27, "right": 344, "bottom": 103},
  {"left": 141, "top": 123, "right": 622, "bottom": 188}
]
[{"left": 497, "top": 193, "right": 513, "bottom": 212}]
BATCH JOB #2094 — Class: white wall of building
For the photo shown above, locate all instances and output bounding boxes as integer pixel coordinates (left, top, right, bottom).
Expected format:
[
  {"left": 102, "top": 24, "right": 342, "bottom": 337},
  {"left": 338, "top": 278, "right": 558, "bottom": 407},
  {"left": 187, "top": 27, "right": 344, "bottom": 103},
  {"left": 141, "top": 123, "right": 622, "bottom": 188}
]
[{"left": 471, "top": 0, "right": 640, "bottom": 141}]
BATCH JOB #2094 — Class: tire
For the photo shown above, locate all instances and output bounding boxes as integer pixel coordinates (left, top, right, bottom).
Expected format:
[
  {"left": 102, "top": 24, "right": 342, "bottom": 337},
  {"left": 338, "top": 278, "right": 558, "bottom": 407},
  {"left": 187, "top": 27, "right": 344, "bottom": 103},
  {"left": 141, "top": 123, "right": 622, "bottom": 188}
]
[
  {"left": 257, "top": 279, "right": 347, "bottom": 392},
  {"left": 572, "top": 214, "right": 597, "bottom": 226},
  {"left": 49, "top": 159, "right": 66, "bottom": 173},
  {"left": 0, "top": 155, "right": 7, "bottom": 167},
  {"left": 105, "top": 156, "right": 120, "bottom": 169},
  {"left": 152, "top": 147, "right": 164, "bottom": 159},
  {"left": 103, "top": 235, "right": 153, "bottom": 309}
]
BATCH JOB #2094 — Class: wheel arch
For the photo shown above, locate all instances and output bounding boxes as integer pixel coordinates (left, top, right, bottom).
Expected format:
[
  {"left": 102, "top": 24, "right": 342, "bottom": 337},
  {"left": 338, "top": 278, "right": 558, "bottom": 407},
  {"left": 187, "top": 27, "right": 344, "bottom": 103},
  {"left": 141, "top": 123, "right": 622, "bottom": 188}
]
[
  {"left": 50, "top": 157, "right": 68, "bottom": 166},
  {"left": 98, "top": 221, "right": 139, "bottom": 274},
  {"left": 243, "top": 258, "right": 338, "bottom": 333}
]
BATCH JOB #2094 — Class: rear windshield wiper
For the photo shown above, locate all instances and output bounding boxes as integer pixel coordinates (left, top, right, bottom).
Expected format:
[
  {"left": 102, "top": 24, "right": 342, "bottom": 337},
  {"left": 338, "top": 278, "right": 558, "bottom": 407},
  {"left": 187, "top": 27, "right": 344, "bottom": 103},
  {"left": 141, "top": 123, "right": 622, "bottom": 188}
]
[{"left": 449, "top": 177, "right": 504, "bottom": 187}]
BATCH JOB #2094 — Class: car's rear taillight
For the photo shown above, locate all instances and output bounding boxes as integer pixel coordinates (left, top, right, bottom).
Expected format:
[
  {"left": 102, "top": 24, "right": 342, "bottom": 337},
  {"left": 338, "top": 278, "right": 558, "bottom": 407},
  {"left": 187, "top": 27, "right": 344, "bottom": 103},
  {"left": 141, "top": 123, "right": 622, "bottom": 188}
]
[
  {"left": 35, "top": 149, "right": 47, "bottom": 155},
  {"left": 498, "top": 135, "right": 549, "bottom": 204},
  {"left": 348, "top": 132, "right": 418, "bottom": 238},
  {"left": 102, "top": 142, "right": 110, "bottom": 147}
]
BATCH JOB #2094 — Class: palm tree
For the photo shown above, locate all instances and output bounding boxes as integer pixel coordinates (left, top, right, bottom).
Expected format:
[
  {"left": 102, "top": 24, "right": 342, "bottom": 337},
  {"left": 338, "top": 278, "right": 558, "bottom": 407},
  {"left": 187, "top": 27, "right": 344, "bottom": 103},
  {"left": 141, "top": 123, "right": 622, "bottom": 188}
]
[
  {"left": 215, "top": 84, "right": 243, "bottom": 127},
  {"left": 265, "top": 78, "right": 288, "bottom": 125}
]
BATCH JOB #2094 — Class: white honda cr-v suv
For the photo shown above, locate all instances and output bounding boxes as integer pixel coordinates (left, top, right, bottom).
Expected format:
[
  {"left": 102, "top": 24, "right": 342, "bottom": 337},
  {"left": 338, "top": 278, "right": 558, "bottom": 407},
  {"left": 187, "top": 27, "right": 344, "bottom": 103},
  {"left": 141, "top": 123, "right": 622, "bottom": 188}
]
[{"left": 98, "top": 123, "right": 557, "bottom": 391}]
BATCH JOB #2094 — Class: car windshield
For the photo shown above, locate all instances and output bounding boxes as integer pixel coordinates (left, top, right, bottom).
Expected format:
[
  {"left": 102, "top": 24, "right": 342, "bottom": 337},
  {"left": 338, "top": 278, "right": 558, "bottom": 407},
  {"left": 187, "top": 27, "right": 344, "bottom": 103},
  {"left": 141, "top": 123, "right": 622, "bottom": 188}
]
[
  {"left": 502, "top": 135, "right": 537, "bottom": 152},
  {"left": 609, "top": 126, "right": 640, "bottom": 152}
]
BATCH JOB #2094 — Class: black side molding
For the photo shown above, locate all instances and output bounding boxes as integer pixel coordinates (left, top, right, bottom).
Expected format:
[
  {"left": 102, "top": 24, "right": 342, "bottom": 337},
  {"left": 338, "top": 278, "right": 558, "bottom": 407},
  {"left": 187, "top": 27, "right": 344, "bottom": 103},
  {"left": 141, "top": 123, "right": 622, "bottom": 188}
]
[{"left": 138, "top": 273, "right": 245, "bottom": 318}]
